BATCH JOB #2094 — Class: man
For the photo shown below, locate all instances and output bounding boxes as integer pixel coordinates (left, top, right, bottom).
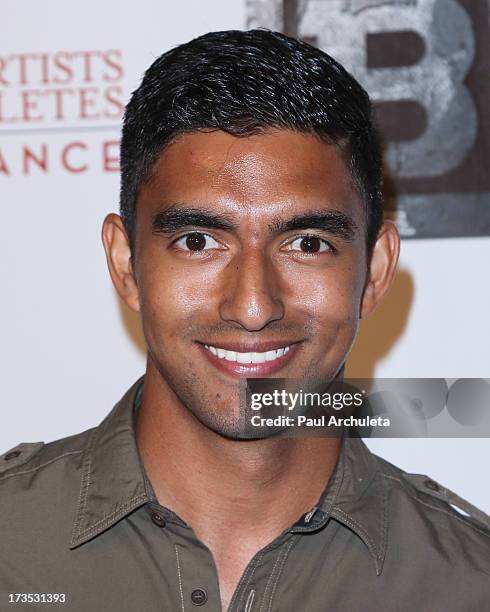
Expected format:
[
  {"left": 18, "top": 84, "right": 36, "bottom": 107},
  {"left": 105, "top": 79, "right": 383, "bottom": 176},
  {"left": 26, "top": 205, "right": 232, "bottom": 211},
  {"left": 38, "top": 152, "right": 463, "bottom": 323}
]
[{"left": 1, "top": 30, "right": 488, "bottom": 612}]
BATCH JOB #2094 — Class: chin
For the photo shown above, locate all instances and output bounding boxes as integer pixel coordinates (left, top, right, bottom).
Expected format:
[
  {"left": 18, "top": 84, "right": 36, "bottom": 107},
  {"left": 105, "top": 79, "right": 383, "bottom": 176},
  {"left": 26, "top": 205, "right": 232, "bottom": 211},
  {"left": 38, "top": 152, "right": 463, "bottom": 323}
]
[{"left": 188, "top": 405, "right": 275, "bottom": 441}]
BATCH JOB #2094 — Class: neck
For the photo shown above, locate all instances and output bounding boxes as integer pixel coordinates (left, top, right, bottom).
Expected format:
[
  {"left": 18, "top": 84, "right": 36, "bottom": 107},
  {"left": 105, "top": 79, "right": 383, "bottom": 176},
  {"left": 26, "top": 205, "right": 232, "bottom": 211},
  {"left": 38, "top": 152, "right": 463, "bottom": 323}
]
[{"left": 136, "top": 362, "right": 342, "bottom": 544}]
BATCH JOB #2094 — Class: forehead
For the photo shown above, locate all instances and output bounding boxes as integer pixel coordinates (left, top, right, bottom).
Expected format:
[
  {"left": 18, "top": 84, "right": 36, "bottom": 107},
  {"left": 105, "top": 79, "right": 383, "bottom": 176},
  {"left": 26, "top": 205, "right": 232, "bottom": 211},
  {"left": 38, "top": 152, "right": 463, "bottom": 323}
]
[{"left": 139, "top": 129, "right": 364, "bottom": 223}]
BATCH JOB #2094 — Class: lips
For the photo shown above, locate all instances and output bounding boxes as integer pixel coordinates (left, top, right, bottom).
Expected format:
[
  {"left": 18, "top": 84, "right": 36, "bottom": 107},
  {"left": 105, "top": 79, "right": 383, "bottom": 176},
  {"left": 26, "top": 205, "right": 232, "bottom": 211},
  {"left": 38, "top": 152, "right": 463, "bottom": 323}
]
[{"left": 197, "top": 341, "right": 302, "bottom": 377}]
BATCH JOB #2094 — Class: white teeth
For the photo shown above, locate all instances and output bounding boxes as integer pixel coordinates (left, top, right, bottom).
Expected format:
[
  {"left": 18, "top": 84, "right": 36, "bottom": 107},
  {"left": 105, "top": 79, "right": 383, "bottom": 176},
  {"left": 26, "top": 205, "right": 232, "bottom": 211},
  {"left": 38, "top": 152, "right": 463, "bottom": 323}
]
[{"left": 204, "top": 345, "right": 292, "bottom": 363}]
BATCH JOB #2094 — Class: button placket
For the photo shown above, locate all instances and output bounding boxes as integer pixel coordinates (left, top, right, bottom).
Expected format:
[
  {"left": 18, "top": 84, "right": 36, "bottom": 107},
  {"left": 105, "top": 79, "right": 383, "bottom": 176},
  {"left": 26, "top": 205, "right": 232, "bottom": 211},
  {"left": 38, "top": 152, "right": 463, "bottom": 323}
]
[{"left": 172, "top": 536, "right": 221, "bottom": 610}]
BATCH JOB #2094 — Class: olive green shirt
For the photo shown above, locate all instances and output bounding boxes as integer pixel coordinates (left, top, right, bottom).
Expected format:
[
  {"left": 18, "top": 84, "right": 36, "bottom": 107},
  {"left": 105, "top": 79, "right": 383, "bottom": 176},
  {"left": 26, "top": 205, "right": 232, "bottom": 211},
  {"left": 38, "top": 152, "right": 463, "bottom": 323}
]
[{"left": 1, "top": 378, "right": 489, "bottom": 611}]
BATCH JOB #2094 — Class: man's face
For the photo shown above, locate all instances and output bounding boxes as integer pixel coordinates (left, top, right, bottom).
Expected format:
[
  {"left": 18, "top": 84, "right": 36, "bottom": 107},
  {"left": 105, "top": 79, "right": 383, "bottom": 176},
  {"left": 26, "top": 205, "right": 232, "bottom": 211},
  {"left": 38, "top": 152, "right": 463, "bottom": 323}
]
[
  {"left": 105, "top": 130, "right": 398, "bottom": 437},
  {"left": 130, "top": 130, "right": 371, "bottom": 435}
]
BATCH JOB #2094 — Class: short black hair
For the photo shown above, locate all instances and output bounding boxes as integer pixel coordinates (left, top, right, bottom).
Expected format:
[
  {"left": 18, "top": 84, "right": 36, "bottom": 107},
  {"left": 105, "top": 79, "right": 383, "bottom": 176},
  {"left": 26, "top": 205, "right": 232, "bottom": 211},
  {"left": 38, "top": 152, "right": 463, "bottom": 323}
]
[{"left": 120, "top": 29, "right": 383, "bottom": 253}]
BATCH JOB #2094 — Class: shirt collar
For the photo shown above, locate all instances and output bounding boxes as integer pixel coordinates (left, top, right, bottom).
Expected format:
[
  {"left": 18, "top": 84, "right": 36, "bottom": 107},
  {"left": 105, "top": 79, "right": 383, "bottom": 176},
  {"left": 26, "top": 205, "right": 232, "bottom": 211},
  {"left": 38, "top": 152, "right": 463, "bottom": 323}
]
[
  {"left": 323, "top": 434, "right": 388, "bottom": 575},
  {"left": 285, "top": 432, "right": 388, "bottom": 575},
  {"left": 70, "top": 378, "right": 388, "bottom": 575},
  {"left": 70, "top": 377, "right": 150, "bottom": 549}
]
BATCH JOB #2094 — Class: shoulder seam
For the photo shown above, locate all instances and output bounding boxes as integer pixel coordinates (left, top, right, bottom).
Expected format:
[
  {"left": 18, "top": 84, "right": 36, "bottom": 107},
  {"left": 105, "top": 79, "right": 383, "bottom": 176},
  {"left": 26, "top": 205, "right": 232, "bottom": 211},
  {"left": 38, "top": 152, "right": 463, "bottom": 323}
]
[
  {"left": 0, "top": 449, "right": 84, "bottom": 482},
  {"left": 380, "top": 472, "right": 490, "bottom": 539}
]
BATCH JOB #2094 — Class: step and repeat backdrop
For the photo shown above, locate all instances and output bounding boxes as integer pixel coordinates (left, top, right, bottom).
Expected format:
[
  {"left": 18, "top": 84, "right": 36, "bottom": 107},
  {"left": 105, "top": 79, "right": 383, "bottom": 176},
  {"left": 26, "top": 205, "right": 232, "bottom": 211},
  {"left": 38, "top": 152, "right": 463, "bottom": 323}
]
[{"left": 1, "top": 0, "right": 489, "bottom": 510}]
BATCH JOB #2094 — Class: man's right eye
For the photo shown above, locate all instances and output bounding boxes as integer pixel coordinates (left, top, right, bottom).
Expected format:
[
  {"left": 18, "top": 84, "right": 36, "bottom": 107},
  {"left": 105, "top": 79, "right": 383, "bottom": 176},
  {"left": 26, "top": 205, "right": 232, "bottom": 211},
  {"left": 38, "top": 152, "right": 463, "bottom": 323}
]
[{"left": 172, "top": 232, "right": 221, "bottom": 252}]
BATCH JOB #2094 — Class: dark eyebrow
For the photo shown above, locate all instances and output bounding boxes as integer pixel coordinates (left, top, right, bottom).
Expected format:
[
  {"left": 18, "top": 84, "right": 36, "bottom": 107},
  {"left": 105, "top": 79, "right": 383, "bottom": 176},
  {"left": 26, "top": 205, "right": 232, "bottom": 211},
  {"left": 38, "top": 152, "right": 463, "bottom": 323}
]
[
  {"left": 151, "top": 206, "right": 358, "bottom": 241},
  {"left": 151, "top": 206, "right": 237, "bottom": 234},
  {"left": 269, "top": 210, "right": 358, "bottom": 241}
]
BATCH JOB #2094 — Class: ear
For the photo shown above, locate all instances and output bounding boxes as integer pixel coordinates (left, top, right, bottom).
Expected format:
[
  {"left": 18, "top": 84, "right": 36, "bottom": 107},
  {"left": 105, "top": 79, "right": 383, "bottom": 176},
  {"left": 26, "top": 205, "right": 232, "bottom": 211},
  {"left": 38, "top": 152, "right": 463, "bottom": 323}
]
[
  {"left": 360, "top": 221, "right": 400, "bottom": 318},
  {"left": 101, "top": 213, "right": 140, "bottom": 312}
]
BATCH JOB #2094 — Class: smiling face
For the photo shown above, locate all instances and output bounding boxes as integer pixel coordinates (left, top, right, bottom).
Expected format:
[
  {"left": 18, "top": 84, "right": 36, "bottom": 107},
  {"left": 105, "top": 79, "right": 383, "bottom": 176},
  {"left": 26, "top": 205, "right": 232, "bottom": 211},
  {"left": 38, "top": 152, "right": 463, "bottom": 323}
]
[{"left": 103, "top": 129, "right": 399, "bottom": 438}]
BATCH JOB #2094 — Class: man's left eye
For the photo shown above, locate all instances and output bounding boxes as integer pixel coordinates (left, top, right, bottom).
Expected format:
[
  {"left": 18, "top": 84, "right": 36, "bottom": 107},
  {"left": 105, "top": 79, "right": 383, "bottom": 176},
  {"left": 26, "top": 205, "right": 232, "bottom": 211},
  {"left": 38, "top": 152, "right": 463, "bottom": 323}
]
[
  {"left": 173, "top": 232, "right": 221, "bottom": 252},
  {"left": 286, "top": 236, "right": 332, "bottom": 254}
]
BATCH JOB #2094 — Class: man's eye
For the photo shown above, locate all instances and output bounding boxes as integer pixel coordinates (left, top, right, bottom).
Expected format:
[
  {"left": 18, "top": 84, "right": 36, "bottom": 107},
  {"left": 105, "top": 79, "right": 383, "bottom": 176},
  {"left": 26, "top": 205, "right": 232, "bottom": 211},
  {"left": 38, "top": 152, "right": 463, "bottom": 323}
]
[
  {"left": 286, "top": 235, "right": 332, "bottom": 254},
  {"left": 173, "top": 232, "right": 220, "bottom": 252}
]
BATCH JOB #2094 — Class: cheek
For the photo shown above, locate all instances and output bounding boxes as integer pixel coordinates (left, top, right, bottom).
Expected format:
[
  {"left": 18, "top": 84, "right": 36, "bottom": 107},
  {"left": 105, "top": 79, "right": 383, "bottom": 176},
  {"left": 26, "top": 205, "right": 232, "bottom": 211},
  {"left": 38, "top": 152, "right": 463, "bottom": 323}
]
[
  {"left": 136, "top": 258, "right": 222, "bottom": 339},
  {"left": 283, "top": 261, "right": 364, "bottom": 326}
]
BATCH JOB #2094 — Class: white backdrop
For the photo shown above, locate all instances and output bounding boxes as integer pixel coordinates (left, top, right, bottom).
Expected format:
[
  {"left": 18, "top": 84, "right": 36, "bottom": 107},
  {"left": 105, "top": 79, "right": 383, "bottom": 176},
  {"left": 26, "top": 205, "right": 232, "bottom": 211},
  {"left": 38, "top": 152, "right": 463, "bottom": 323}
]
[{"left": 1, "top": 0, "right": 489, "bottom": 512}]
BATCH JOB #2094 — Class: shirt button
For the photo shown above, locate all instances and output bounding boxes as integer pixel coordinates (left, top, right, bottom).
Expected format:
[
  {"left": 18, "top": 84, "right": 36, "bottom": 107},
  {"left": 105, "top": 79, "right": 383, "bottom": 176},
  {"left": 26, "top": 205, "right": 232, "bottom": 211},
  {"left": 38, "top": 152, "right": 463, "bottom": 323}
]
[
  {"left": 191, "top": 588, "right": 207, "bottom": 606},
  {"left": 150, "top": 512, "right": 166, "bottom": 528},
  {"left": 4, "top": 450, "right": 21, "bottom": 461},
  {"left": 424, "top": 478, "right": 440, "bottom": 492}
]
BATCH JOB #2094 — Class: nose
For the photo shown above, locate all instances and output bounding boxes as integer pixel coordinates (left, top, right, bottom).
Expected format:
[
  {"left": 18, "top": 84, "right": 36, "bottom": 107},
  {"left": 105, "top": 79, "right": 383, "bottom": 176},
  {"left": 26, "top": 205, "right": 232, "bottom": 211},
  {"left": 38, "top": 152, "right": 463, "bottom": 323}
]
[{"left": 219, "top": 249, "right": 285, "bottom": 331}]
